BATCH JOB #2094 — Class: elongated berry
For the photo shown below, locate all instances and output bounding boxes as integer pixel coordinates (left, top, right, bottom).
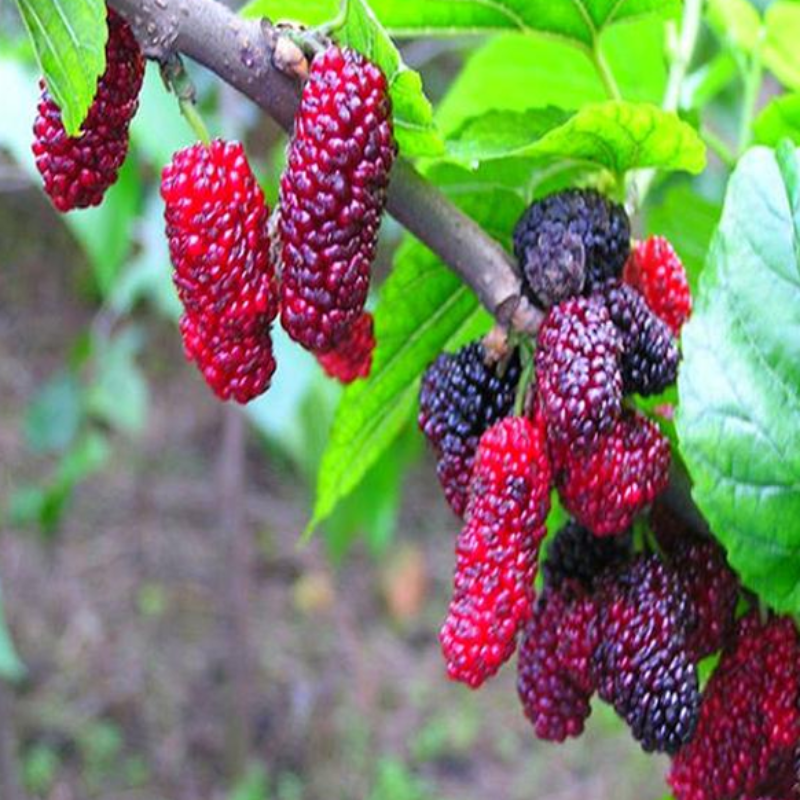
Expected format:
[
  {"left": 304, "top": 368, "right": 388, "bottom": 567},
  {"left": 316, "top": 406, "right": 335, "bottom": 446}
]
[
  {"left": 669, "top": 612, "right": 800, "bottom": 800},
  {"left": 440, "top": 415, "right": 551, "bottom": 688},
  {"left": 316, "top": 311, "right": 375, "bottom": 383},
  {"left": 279, "top": 46, "right": 397, "bottom": 353},
  {"left": 594, "top": 554, "right": 700, "bottom": 754},
  {"left": 535, "top": 295, "right": 623, "bottom": 453},
  {"left": 517, "top": 590, "right": 593, "bottom": 741},
  {"left": 32, "top": 8, "right": 144, "bottom": 211},
  {"left": 419, "top": 343, "right": 521, "bottom": 517},
  {"left": 162, "top": 139, "right": 278, "bottom": 403},
  {"left": 625, "top": 236, "right": 692, "bottom": 336}
]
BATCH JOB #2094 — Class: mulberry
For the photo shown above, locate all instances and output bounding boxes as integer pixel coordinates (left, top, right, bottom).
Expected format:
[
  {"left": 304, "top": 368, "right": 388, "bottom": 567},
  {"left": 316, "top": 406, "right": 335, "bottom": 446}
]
[
  {"left": 316, "top": 311, "right": 375, "bottom": 384},
  {"left": 669, "top": 612, "right": 800, "bottom": 800},
  {"left": 32, "top": 8, "right": 144, "bottom": 211},
  {"left": 625, "top": 236, "right": 692, "bottom": 336},
  {"left": 419, "top": 343, "right": 520, "bottom": 517},
  {"left": 594, "top": 554, "right": 700, "bottom": 754},
  {"left": 279, "top": 45, "right": 396, "bottom": 353},
  {"left": 556, "top": 410, "right": 671, "bottom": 536},
  {"left": 161, "top": 139, "right": 278, "bottom": 402},
  {"left": 517, "top": 590, "right": 593, "bottom": 741},
  {"left": 535, "top": 295, "right": 623, "bottom": 454},
  {"left": 514, "top": 188, "right": 631, "bottom": 304},
  {"left": 440, "top": 415, "right": 551, "bottom": 688},
  {"left": 543, "top": 520, "right": 632, "bottom": 592},
  {"left": 597, "top": 280, "right": 680, "bottom": 397}
]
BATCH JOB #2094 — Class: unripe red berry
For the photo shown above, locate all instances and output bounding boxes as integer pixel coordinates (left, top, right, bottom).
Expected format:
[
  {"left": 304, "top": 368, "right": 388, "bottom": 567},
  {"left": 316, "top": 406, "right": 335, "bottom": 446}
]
[
  {"left": 161, "top": 139, "right": 278, "bottom": 403},
  {"left": 440, "top": 415, "right": 551, "bottom": 688}
]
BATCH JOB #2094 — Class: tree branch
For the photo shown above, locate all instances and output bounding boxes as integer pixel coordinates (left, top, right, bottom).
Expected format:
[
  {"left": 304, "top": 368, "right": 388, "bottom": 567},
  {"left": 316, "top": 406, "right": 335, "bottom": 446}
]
[{"left": 108, "top": 0, "right": 541, "bottom": 333}]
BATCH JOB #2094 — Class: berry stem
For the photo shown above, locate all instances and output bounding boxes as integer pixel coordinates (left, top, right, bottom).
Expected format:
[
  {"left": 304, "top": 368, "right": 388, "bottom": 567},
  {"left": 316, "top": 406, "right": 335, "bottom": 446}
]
[
  {"left": 161, "top": 55, "right": 212, "bottom": 145},
  {"left": 700, "top": 125, "right": 736, "bottom": 169}
]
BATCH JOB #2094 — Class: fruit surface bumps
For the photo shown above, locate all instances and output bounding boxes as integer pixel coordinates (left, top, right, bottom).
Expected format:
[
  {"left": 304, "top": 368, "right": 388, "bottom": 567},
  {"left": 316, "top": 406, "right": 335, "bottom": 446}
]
[
  {"left": 625, "top": 236, "right": 692, "bottom": 336},
  {"left": 543, "top": 520, "right": 631, "bottom": 592},
  {"left": 514, "top": 188, "right": 631, "bottom": 305},
  {"left": 555, "top": 409, "right": 671, "bottom": 536},
  {"left": 419, "top": 343, "right": 521, "bottom": 517},
  {"left": 517, "top": 590, "right": 593, "bottom": 741},
  {"left": 32, "top": 8, "right": 144, "bottom": 212},
  {"left": 597, "top": 280, "right": 680, "bottom": 397},
  {"left": 316, "top": 311, "right": 375, "bottom": 384},
  {"left": 279, "top": 45, "right": 397, "bottom": 353},
  {"left": 669, "top": 612, "right": 800, "bottom": 800},
  {"left": 594, "top": 554, "right": 700, "bottom": 754},
  {"left": 440, "top": 415, "right": 551, "bottom": 688},
  {"left": 535, "top": 294, "right": 623, "bottom": 454},
  {"left": 162, "top": 139, "right": 278, "bottom": 403}
]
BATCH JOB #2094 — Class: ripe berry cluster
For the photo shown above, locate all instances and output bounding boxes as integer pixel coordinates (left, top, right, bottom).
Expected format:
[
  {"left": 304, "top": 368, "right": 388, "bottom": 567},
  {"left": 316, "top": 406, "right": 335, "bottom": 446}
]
[
  {"left": 521, "top": 189, "right": 689, "bottom": 536},
  {"left": 32, "top": 15, "right": 396, "bottom": 402}
]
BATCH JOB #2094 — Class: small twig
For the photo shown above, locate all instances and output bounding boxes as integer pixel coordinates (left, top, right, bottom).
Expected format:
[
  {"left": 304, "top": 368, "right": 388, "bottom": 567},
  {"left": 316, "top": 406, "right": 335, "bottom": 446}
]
[{"left": 701, "top": 126, "right": 737, "bottom": 168}]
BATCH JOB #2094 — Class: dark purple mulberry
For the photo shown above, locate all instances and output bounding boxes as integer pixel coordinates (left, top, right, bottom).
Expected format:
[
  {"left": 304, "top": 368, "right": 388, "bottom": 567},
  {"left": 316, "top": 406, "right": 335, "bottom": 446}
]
[
  {"left": 543, "top": 520, "right": 632, "bottom": 592},
  {"left": 419, "top": 343, "right": 521, "bottom": 517},
  {"left": 596, "top": 280, "right": 680, "bottom": 396},
  {"left": 514, "top": 188, "right": 631, "bottom": 305},
  {"left": 593, "top": 554, "right": 700, "bottom": 754},
  {"left": 517, "top": 590, "right": 593, "bottom": 741}
]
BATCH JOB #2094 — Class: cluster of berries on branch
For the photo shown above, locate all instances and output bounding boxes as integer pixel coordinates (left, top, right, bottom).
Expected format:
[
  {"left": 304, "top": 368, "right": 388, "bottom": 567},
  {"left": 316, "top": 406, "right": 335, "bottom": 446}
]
[
  {"left": 31, "top": 9, "right": 395, "bottom": 401},
  {"left": 420, "top": 185, "right": 799, "bottom": 794}
]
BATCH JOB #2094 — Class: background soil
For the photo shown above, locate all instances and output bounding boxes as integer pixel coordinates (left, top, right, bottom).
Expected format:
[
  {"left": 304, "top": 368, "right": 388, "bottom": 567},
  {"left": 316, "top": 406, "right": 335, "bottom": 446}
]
[{"left": 0, "top": 187, "right": 667, "bottom": 800}]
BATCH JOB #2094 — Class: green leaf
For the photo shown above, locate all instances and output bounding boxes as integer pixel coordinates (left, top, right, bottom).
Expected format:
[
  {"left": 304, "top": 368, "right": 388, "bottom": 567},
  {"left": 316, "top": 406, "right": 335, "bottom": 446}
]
[
  {"left": 308, "top": 242, "right": 490, "bottom": 533},
  {"left": 754, "top": 93, "right": 800, "bottom": 147},
  {"left": 435, "top": 22, "right": 669, "bottom": 135},
  {"left": 13, "top": 0, "right": 108, "bottom": 135},
  {"left": 706, "top": 0, "right": 762, "bottom": 53},
  {"left": 243, "top": 0, "right": 442, "bottom": 156},
  {"left": 24, "top": 370, "right": 83, "bottom": 454},
  {"left": 243, "top": 0, "right": 679, "bottom": 45},
  {"left": 0, "top": 579, "right": 24, "bottom": 682},
  {"left": 676, "top": 144, "right": 800, "bottom": 613},
  {"left": 764, "top": 1, "right": 800, "bottom": 91},
  {"left": 446, "top": 103, "right": 706, "bottom": 176}
]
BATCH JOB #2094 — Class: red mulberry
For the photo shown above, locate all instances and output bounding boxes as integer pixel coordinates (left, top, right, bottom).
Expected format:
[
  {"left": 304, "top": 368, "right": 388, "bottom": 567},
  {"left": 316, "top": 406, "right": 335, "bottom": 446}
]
[
  {"left": 625, "top": 236, "right": 692, "bottom": 336},
  {"left": 517, "top": 590, "right": 593, "bottom": 742},
  {"left": 279, "top": 45, "right": 396, "bottom": 353},
  {"left": 32, "top": 8, "right": 144, "bottom": 212},
  {"left": 556, "top": 409, "right": 670, "bottom": 536},
  {"left": 316, "top": 311, "right": 375, "bottom": 384},
  {"left": 669, "top": 612, "right": 800, "bottom": 800},
  {"left": 161, "top": 139, "right": 278, "bottom": 403},
  {"left": 514, "top": 188, "right": 631, "bottom": 305},
  {"left": 594, "top": 554, "right": 700, "bottom": 754},
  {"left": 440, "top": 415, "right": 551, "bottom": 688},
  {"left": 596, "top": 280, "right": 680, "bottom": 397},
  {"left": 535, "top": 295, "right": 623, "bottom": 454},
  {"left": 419, "top": 343, "right": 520, "bottom": 517}
]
